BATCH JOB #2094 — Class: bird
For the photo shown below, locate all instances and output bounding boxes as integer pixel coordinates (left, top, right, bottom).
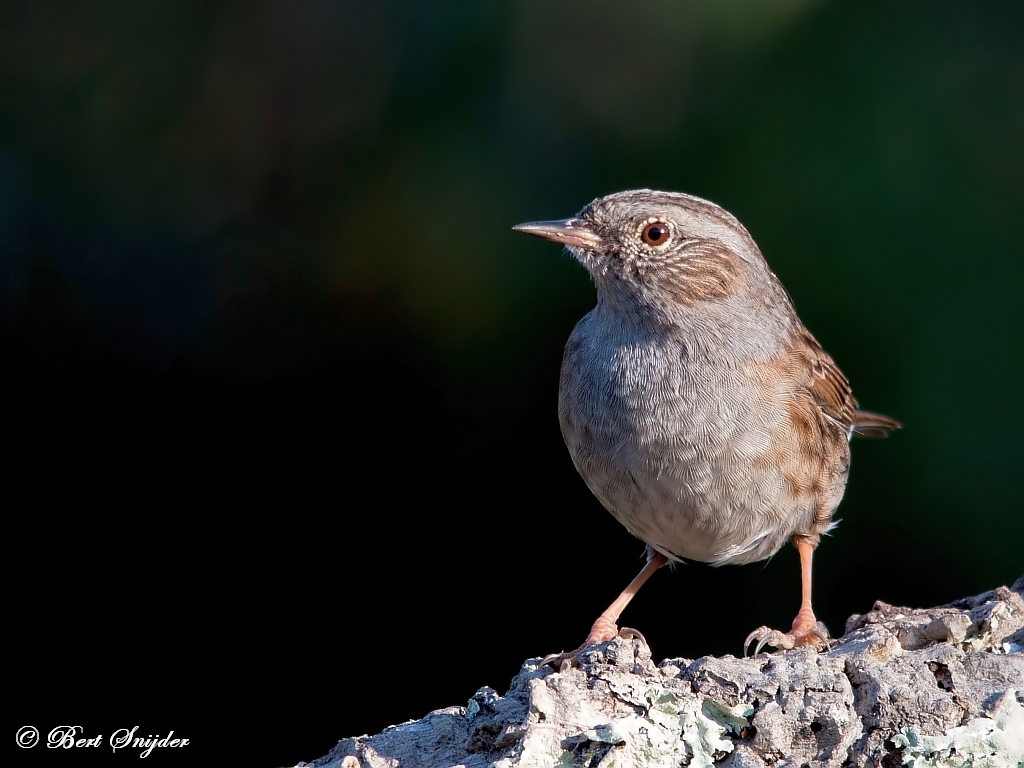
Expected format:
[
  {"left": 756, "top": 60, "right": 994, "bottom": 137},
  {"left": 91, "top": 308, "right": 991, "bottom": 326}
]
[{"left": 512, "top": 189, "right": 900, "bottom": 663}]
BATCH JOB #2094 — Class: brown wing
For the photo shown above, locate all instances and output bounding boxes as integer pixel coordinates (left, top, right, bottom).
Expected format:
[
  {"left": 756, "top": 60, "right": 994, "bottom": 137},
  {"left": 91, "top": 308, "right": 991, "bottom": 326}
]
[
  {"left": 794, "top": 331, "right": 900, "bottom": 438},
  {"left": 794, "top": 330, "right": 856, "bottom": 432}
]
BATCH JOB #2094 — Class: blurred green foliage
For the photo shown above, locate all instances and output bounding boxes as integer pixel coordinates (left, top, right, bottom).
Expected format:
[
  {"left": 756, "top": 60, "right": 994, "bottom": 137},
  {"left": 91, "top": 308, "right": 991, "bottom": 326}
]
[{"left": 2, "top": 0, "right": 1021, "bottom": 586}]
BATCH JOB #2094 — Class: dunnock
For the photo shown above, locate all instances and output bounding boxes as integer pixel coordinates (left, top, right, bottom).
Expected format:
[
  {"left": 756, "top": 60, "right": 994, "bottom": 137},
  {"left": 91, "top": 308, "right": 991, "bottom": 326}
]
[{"left": 513, "top": 190, "right": 899, "bottom": 662}]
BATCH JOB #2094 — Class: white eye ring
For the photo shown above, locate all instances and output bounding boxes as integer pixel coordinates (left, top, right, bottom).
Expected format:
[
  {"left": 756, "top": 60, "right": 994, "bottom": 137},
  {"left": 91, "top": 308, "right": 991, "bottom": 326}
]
[{"left": 638, "top": 218, "right": 673, "bottom": 247}]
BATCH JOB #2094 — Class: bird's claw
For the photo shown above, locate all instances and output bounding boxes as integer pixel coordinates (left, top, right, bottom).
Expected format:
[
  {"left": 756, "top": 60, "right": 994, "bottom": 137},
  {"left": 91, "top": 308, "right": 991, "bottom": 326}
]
[
  {"left": 540, "top": 626, "right": 650, "bottom": 670},
  {"left": 615, "top": 626, "right": 648, "bottom": 645},
  {"left": 539, "top": 649, "right": 574, "bottom": 670},
  {"left": 744, "top": 621, "right": 830, "bottom": 657}
]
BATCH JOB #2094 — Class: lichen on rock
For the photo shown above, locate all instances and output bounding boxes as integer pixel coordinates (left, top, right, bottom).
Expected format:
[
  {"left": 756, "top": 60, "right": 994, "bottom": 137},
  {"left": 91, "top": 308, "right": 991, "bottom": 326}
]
[
  {"left": 892, "top": 688, "right": 1023, "bottom": 768},
  {"left": 309, "top": 578, "right": 1024, "bottom": 768}
]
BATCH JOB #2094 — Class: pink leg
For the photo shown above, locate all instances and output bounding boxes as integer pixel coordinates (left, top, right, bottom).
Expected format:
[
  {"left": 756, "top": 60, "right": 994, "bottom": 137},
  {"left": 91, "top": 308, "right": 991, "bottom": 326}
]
[
  {"left": 543, "top": 552, "right": 668, "bottom": 668},
  {"left": 744, "top": 536, "right": 830, "bottom": 656}
]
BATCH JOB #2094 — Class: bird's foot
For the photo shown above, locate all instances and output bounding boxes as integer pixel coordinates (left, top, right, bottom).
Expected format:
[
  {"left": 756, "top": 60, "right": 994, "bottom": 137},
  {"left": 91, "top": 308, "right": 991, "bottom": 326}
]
[
  {"left": 540, "top": 617, "right": 648, "bottom": 670},
  {"left": 744, "top": 610, "right": 830, "bottom": 657}
]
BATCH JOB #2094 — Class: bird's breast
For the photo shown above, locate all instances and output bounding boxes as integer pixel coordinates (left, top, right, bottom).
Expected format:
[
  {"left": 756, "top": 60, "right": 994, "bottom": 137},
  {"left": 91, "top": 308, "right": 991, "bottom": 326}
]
[{"left": 558, "top": 311, "right": 841, "bottom": 565}]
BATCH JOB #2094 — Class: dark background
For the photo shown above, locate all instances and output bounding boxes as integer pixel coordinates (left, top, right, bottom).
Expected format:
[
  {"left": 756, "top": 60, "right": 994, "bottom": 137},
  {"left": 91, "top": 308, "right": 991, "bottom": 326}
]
[{"left": 4, "top": 2, "right": 1021, "bottom": 766}]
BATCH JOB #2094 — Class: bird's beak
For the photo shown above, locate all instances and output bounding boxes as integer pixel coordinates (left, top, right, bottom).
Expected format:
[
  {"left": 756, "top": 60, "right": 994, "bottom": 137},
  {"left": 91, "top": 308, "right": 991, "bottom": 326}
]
[{"left": 512, "top": 218, "right": 602, "bottom": 250}]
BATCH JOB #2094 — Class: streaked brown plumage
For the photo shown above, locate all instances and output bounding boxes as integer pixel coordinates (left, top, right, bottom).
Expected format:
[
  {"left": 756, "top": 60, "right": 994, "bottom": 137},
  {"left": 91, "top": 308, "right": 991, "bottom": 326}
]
[{"left": 513, "top": 189, "right": 899, "bottom": 662}]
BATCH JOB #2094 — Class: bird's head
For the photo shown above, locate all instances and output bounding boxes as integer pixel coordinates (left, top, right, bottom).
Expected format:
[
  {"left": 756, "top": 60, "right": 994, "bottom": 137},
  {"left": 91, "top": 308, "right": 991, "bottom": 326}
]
[{"left": 514, "top": 190, "right": 766, "bottom": 313}]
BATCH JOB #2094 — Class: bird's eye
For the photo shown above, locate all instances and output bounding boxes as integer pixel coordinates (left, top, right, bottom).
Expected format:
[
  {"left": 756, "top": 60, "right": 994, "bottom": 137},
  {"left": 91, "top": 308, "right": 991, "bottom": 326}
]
[{"left": 641, "top": 221, "right": 671, "bottom": 246}]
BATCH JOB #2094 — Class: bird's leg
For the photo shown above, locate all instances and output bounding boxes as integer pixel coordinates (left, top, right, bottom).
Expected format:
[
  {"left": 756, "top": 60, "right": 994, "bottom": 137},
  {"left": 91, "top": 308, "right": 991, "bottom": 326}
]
[
  {"left": 744, "top": 536, "right": 830, "bottom": 656},
  {"left": 583, "top": 550, "right": 668, "bottom": 645},
  {"left": 542, "top": 551, "right": 668, "bottom": 669}
]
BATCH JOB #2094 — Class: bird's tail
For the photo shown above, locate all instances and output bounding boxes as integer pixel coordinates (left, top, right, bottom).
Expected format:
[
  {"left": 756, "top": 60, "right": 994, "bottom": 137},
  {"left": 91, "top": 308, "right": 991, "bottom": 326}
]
[{"left": 852, "top": 410, "right": 902, "bottom": 438}]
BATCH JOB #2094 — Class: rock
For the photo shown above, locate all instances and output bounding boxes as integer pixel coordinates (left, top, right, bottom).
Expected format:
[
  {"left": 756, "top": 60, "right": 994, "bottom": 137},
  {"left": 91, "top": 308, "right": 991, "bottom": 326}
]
[{"left": 308, "top": 579, "right": 1024, "bottom": 767}]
